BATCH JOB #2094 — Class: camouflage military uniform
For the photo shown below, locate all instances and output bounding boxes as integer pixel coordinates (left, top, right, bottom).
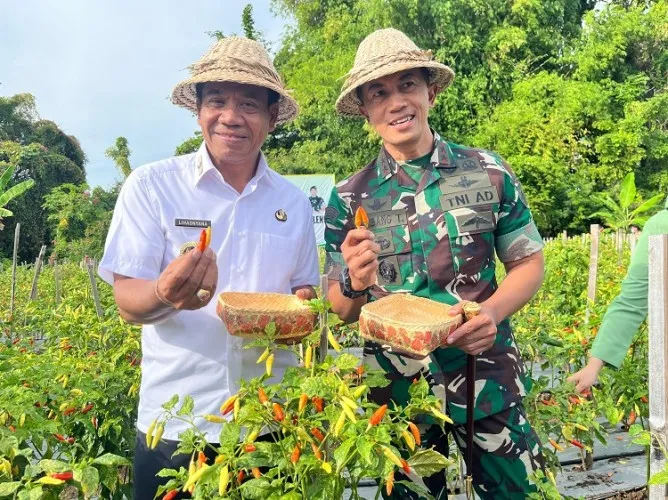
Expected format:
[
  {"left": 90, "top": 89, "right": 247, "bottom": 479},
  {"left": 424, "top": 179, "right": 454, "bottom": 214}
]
[{"left": 324, "top": 132, "right": 545, "bottom": 499}]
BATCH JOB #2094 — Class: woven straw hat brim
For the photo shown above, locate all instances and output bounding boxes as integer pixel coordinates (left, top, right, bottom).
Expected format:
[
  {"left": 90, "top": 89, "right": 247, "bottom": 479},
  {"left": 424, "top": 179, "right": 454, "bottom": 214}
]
[
  {"left": 335, "top": 56, "right": 454, "bottom": 117},
  {"left": 171, "top": 68, "right": 299, "bottom": 125}
]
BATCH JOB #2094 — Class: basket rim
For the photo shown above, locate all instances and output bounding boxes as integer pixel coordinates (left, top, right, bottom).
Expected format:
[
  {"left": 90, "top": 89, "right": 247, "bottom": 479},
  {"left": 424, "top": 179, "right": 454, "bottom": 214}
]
[
  {"left": 360, "top": 295, "right": 462, "bottom": 330},
  {"left": 217, "top": 292, "right": 314, "bottom": 315}
]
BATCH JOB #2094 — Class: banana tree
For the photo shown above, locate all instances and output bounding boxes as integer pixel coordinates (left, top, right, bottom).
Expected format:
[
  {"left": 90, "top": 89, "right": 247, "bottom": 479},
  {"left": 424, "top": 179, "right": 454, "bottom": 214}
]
[
  {"left": 0, "top": 165, "right": 35, "bottom": 230},
  {"left": 591, "top": 172, "right": 665, "bottom": 231}
]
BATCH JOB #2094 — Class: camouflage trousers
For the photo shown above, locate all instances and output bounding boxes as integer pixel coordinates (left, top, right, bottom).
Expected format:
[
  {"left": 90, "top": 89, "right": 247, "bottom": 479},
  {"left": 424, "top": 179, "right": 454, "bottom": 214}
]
[{"left": 364, "top": 344, "right": 545, "bottom": 499}]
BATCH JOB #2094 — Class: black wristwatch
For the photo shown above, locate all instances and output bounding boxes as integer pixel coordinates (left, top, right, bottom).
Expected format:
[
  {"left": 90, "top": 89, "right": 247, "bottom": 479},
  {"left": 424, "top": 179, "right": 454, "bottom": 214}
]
[{"left": 340, "top": 267, "right": 370, "bottom": 299}]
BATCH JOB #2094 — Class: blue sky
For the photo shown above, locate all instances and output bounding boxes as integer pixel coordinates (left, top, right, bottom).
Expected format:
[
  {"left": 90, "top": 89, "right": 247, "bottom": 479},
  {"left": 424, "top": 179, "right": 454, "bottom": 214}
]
[{"left": 0, "top": 0, "right": 287, "bottom": 188}]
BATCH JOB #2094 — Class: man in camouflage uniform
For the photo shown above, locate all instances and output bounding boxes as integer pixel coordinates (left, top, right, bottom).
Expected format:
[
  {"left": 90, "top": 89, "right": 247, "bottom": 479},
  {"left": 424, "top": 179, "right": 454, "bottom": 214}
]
[{"left": 324, "top": 28, "right": 547, "bottom": 499}]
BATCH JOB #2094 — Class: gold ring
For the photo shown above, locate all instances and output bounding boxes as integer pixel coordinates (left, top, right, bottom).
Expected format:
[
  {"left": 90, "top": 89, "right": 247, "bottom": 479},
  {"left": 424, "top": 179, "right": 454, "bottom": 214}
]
[{"left": 196, "top": 289, "right": 211, "bottom": 302}]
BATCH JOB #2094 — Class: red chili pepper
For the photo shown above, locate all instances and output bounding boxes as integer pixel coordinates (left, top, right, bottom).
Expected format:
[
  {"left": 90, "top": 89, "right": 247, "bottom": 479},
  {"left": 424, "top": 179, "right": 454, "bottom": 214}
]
[
  {"left": 8, "top": 425, "right": 15, "bottom": 432},
  {"left": 258, "top": 387, "right": 268, "bottom": 404},
  {"left": 641, "top": 396, "right": 649, "bottom": 404},
  {"left": 408, "top": 422, "right": 421, "bottom": 447},
  {"left": 63, "top": 407, "right": 76, "bottom": 416},
  {"left": 290, "top": 445, "right": 301, "bottom": 464},
  {"left": 66, "top": 437, "right": 75, "bottom": 444},
  {"left": 54, "top": 433, "right": 67, "bottom": 442},
  {"left": 81, "top": 403, "right": 94, "bottom": 414},
  {"left": 197, "top": 450, "right": 207, "bottom": 467},
  {"left": 163, "top": 490, "right": 178, "bottom": 500},
  {"left": 628, "top": 411, "right": 637, "bottom": 425},
  {"left": 368, "top": 404, "right": 387, "bottom": 429},
  {"left": 400, "top": 458, "right": 411, "bottom": 474},
  {"left": 570, "top": 439, "right": 585, "bottom": 449},
  {"left": 50, "top": 471, "right": 74, "bottom": 480},
  {"left": 273, "top": 403, "right": 285, "bottom": 422},
  {"left": 237, "top": 470, "right": 246, "bottom": 483},
  {"left": 244, "top": 444, "right": 256, "bottom": 453},
  {"left": 12, "top": 338, "right": 20, "bottom": 345},
  {"left": 568, "top": 395, "right": 582, "bottom": 405},
  {"left": 197, "top": 229, "right": 207, "bottom": 252},
  {"left": 312, "top": 397, "right": 324, "bottom": 413},
  {"left": 311, "top": 427, "right": 325, "bottom": 442}
]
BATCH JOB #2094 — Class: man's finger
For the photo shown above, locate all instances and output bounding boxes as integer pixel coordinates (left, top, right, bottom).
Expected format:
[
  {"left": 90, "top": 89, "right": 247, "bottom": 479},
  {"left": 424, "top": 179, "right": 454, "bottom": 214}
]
[
  {"left": 176, "top": 248, "right": 215, "bottom": 300},
  {"left": 343, "top": 228, "right": 375, "bottom": 247},
  {"left": 448, "top": 302, "right": 464, "bottom": 316}
]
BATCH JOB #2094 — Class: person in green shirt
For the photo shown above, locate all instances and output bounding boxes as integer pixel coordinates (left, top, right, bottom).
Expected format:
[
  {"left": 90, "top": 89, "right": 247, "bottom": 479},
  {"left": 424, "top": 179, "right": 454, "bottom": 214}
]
[{"left": 568, "top": 197, "right": 668, "bottom": 392}]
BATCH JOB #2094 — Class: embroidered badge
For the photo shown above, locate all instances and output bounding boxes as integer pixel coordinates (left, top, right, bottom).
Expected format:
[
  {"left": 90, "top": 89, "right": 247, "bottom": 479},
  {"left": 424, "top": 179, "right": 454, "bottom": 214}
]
[
  {"left": 378, "top": 259, "right": 398, "bottom": 283},
  {"left": 275, "top": 209, "right": 288, "bottom": 222}
]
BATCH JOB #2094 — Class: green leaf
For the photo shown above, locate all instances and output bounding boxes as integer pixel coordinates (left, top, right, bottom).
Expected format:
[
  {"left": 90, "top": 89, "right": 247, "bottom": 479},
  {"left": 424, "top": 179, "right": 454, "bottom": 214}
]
[
  {"left": 365, "top": 372, "right": 391, "bottom": 389},
  {"left": 239, "top": 478, "right": 274, "bottom": 499},
  {"left": 177, "top": 395, "right": 194, "bottom": 417},
  {"left": 265, "top": 322, "right": 276, "bottom": 336},
  {"left": 28, "top": 488, "right": 43, "bottom": 500},
  {"left": 77, "top": 465, "right": 100, "bottom": 497},
  {"left": 0, "top": 482, "right": 21, "bottom": 497},
  {"left": 618, "top": 172, "right": 636, "bottom": 210},
  {"left": 357, "top": 436, "right": 376, "bottom": 466},
  {"left": 37, "top": 459, "right": 70, "bottom": 473},
  {"left": 219, "top": 422, "right": 241, "bottom": 451},
  {"left": 334, "top": 437, "right": 356, "bottom": 472},
  {"left": 92, "top": 453, "right": 132, "bottom": 467},
  {"left": 395, "top": 480, "right": 436, "bottom": 500},
  {"left": 0, "top": 207, "right": 12, "bottom": 217},
  {"left": 627, "top": 424, "right": 644, "bottom": 437},
  {"left": 162, "top": 394, "right": 179, "bottom": 411},
  {"left": 648, "top": 469, "right": 668, "bottom": 486},
  {"left": 408, "top": 448, "right": 454, "bottom": 477},
  {"left": 334, "top": 353, "right": 360, "bottom": 371},
  {"left": 631, "top": 193, "right": 664, "bottom": 218},
  {"left": 408, "top": 377, "right": 430, "bottom": 400},
  {"left": 156, "top": 468, "right": 181, "bottom": 478},
  {"left": 0, "top": 165, "right": 14, "bottom": 192},
  {"left": 0, "top": 180, "right": 35, "bottom": 208}
]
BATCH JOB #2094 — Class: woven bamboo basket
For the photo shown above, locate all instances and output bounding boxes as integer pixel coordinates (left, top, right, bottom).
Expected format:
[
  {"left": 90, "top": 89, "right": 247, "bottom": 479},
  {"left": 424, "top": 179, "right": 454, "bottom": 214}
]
[
  {"left": 359, "top": 294, "right": 464, "bottom": 358},
  {"left": 217, "top": 292, "right": 316, "bottom": 344}
]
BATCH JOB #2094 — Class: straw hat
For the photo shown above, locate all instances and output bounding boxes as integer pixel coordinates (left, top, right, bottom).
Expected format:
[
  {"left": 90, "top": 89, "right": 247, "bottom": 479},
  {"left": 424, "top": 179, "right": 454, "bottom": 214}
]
[
  {"left": 336, "top": 28, "right": 455, "bottom": 117},
  {"left": 172, "top": 37, "right": 299, "bottom": 124}
]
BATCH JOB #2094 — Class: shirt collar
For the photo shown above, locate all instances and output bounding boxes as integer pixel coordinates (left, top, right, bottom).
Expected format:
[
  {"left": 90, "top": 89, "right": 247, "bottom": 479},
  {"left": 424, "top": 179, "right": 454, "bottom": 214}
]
[
  {"left": 375, "top": 130, "right": 456, "bottom": 188},
  {"left": 194, "top": 142, "right": 278, "bottom": 191}
]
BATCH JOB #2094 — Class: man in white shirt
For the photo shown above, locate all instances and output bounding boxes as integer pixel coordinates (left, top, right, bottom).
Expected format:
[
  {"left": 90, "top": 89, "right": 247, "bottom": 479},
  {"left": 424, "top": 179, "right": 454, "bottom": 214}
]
[{"left": 99, "top": 37, "right": 319, "bottom": 497}]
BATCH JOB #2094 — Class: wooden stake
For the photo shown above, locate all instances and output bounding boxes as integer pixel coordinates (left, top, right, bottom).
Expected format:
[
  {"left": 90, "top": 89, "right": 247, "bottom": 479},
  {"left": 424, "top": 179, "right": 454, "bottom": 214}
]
[
  {"left": 55, "top": 258, "right": 61, "bottom": 305},
  {"left": 562, "top": 230, "right": 567, "bottom": 242},
  {"left": 29, "top": 245, "right": 46, "bottom": 301},
  {"left": 86, "top": 262, "right": 104, "bottom": 318},
  {"left": 318, "top": 274, "right": 329, "bottom": 363},
  {"left": 648, "top": 235, "right": 668, "bottom": 500},
  {"left": 9, "top": 223, "right": 20, "bottom": 322},
  {"left": 585, "top": 224, "right": 600, "bottom": 325}
]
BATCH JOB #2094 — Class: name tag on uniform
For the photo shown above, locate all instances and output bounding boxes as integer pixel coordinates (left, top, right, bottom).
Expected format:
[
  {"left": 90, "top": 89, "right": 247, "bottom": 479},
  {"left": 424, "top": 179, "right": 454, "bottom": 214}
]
[
  {"left": 440, "top": 186, "right": 499, "bottom": 211},
  {"left": 368, "top": 210, "right": 407, "bottom": 229},
  {"left": 175, "top": 218, "right": 211, "bottom": 228}
]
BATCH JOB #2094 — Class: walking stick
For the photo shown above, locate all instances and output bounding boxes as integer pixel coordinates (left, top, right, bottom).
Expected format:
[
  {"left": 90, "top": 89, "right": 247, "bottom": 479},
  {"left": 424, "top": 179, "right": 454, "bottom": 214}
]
[{"left": 462, "top": 302, "right": 481, "bottom": 499}]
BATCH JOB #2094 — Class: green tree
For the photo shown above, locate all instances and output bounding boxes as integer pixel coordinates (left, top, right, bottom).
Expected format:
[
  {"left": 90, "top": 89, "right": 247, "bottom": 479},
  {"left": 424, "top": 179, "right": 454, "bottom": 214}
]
[
  {"left": 105, "top": 136, "right": 132, "bottom": 179},
  {"left": 590, "top": 172, "right": 664, "bottom": 230},
  {"left": 242, "top": 4, "right": 257, "bottom": 40}
]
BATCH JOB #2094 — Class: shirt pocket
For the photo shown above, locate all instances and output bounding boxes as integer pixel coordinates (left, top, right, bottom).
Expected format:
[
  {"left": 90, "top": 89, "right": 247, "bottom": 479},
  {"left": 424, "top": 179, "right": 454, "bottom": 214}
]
[
  {"left": 443, "top": 206, "right": 497, "bottom": 278},
  {"left": 259, "top": 232, "right": 297, "bottom": 291},
  {"left": 373, "top": 225, "right": 415, "bottom": 293}
]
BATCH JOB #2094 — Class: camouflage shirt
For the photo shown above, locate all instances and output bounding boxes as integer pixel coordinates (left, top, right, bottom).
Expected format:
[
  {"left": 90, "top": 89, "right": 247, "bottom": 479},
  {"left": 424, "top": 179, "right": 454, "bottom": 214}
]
[{"left": 324, "top": 131, "right": 544, "bottom": 423}]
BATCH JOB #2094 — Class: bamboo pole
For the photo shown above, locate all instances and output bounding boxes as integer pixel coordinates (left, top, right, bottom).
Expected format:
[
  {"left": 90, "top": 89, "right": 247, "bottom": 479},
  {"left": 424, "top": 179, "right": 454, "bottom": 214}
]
[
  {"left": 86, "top": 262, "right": 104, "bottom": 318},
  {"left": 585, "top": 224, "right": 600, "bottom": 325},
  {"left": 9, "top": 224, "right": 20, "bottom": 323},
  {"left": 29, "top": 245, "right": 46, "bottom": 301},
  {"left": 648, "top": 235, "right": 668, "bottom": 500}
]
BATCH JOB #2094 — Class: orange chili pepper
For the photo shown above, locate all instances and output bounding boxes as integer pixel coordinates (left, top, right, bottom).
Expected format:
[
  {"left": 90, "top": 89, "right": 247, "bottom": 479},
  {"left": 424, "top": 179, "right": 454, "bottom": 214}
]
[
  {"left": 163, "top": 490, "right": 178, "bottom": 500},
  {"left": 549, "top": 438, "right": 564, "bottom": 452},
  {"left": 400, "top": 458, "right": 411, "bottom": 474},
  {"left": 311, "top": 427, "right": 325, "bottom": 442},
  {"left": 197, "top": 451, "right": 207, "bottom": 467},
  {"left": 197, "top": 229, "right": 207, "bottom": 252},
  {"left": 244, "top": 444, "right": 256, "bottom": 453},
  {"left": 298, "top": 393, "right": 308, "bottom": 413},
  {"left": 312, "top": 396, "right": 324, "bottom": 413},
  {"left": 273, "top": 403, "right": 285, "bottom": 422},
  {"left": 258, "top": 387, "right": 269, "bottom": 404},
  {"left": 354, "top": 206, "right": 369, "bottom": 228},
  {"left": 367, "top": 404, "right": 387, "bottom": 430},
  {"left": 290, "top": 445, "right": 301, "bottom": 464},
  {"left": 252, "top": 467, "right": 261, "bottom": 479},
  {"left": 408, "top": 422, "right": 421, "bottom": 447},
  {"left": 385, "top": 471, "right": 394, "bottom": 496},
  {"left": 311, "top": 442, "right": 323, "bottom": 460},
  {"left": 570, "top": 439, "right": 585, "bottom": 449}
]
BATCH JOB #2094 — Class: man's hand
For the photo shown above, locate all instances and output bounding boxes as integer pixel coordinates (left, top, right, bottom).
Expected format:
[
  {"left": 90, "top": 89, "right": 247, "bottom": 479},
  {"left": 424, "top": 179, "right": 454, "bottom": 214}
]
[
  {"left": 293, "top": 286, "right": 317, "bottom": 301},
  {"left": 155, "top": 248, "right": 218, "bottom": 310},
  {"left": 446, "top": 302, "right": 499, "bottom": 355},
  {"left": 567, "top": 358, "right": 604, "bottom": 393},
  {"left": 341, "top": 228, "right": 380, "bottom": 291}
]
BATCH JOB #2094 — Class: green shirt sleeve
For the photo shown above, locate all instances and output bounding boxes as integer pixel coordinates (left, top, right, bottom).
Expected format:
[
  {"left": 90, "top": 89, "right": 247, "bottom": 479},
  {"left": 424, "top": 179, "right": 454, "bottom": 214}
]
[
  {"left": 590, "top": 207, "right": 668, "bottom": 368},
  {"left": 323, "top": 186, "right": 351, "bottom": 281}
]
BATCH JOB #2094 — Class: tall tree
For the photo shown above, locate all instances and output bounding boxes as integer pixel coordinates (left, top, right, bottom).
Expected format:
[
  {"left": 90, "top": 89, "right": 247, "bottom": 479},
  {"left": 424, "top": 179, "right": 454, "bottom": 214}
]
[
  {"left": 242, "top": 4, "right": 257, "bottom": 40},
  {"left": 105, "top": 136, "right": 132, "bottom": 179}
]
